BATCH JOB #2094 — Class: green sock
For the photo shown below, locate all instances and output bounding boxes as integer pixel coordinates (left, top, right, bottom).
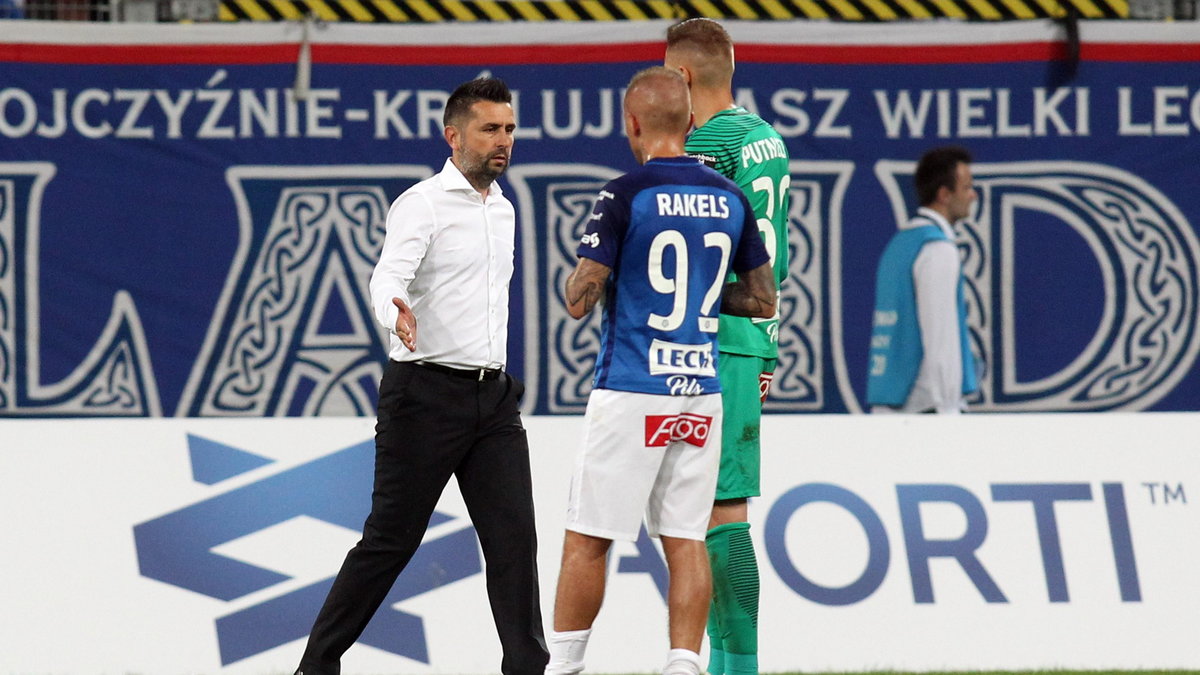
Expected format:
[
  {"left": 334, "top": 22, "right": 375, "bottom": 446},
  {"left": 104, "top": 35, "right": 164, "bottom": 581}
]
[
  {"left": 706, "top": 594, "right": 726, "bottom": 675},
  {"left": 706, "top": 522, "right": 759, "bottom": 675}
]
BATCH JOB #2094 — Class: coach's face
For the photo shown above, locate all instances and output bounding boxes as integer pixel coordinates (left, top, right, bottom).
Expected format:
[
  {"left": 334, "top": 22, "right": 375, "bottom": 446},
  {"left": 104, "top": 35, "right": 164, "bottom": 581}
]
[{"left": 447, "top": 100, "right": 516, "bottom": 191}]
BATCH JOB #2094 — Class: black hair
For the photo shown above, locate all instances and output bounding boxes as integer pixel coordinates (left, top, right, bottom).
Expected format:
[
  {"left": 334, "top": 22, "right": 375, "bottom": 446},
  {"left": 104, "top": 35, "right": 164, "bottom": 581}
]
[
  {"left": 915, "top": 145, "right": 972, "bottom": 207},
  {"left": 443, "top": 77, "right": 512, "bottom": 128}
]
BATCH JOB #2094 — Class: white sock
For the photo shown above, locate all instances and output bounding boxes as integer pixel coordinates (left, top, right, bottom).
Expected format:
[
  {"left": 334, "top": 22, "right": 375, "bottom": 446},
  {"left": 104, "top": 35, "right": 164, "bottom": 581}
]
[
  {"left": 663, "top": 648, "right": 702, "bottom": 675},
  {"left": 545, "top": 628, "right": 592, "bottom": 675}
]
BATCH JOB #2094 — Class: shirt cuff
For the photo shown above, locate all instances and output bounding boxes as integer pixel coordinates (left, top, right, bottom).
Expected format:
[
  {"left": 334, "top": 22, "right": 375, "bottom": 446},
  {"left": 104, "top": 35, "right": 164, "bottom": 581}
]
[{"left": 380, "top": 295, "right": 405, "bottom": 335}]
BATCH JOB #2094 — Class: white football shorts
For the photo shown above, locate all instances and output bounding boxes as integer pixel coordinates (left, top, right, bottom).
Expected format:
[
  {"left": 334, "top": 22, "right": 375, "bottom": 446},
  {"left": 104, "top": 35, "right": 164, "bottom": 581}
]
[{"left": 565, "top": 388, "right": 722, "bottom": 542}]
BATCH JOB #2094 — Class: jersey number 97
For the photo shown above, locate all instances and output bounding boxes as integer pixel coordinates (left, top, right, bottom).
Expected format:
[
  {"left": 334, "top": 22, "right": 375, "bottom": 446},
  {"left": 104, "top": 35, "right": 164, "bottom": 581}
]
[{"left": 646, "top": 229, "right": 732, "bottom": 334}]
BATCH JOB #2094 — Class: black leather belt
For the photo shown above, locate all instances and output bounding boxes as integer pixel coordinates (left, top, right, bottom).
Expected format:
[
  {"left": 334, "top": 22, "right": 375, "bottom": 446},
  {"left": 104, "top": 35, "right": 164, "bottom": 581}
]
[{"left": 417, "top": 361, "right": 503, "bottom": 381}]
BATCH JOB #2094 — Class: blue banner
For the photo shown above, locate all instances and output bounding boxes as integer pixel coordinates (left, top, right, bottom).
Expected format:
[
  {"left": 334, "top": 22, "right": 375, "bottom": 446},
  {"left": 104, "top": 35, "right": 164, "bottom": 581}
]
[{"left": 1, "top": 21, "right": 1197, "bottom": 415}]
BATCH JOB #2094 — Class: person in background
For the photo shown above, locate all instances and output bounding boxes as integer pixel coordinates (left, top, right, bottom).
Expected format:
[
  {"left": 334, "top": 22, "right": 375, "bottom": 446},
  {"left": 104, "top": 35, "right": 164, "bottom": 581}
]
[{"left": 867, "top": 145, "right": 979, "bottom": 414}]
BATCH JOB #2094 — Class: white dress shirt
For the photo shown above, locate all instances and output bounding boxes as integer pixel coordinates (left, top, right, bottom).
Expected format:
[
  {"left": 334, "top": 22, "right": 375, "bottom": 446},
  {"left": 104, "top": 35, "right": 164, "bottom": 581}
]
[
  {"left": 370, "top": 158, "right": 515, "bottom": 369},
  {"left": 872, "top": 207, "right": 966, "bottom": 415}
]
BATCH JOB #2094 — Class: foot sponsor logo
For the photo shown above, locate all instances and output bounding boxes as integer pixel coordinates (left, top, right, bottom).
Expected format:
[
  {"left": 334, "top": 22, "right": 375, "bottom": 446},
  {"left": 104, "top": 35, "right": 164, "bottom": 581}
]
[{"left": 644, "top": 413, "right": 713, "bottom": 448}]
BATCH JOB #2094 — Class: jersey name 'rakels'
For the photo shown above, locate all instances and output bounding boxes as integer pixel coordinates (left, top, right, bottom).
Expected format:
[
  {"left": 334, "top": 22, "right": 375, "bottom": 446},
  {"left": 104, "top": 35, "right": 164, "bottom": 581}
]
[{"left": 654, "top": 192, "right": 731, "bottom": 219}]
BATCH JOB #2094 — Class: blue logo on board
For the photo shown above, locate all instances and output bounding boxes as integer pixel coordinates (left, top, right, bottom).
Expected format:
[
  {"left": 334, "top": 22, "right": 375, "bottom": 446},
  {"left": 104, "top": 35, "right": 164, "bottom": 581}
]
[{"left": 132, "top": 435, "right": 481, "bottom": 666}]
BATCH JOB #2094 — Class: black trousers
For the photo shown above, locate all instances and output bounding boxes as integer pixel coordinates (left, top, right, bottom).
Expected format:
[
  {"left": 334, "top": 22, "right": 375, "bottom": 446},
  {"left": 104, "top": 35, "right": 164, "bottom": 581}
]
[{"left": 298, "top": 360, "right": 548, "bottom": 675}]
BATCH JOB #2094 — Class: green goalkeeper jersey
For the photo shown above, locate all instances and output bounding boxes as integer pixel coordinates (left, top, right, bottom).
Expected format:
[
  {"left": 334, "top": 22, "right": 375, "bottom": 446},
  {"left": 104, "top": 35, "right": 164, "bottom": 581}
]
[{"left": 685, "top": 106, "right": 790, "bottom": 358}]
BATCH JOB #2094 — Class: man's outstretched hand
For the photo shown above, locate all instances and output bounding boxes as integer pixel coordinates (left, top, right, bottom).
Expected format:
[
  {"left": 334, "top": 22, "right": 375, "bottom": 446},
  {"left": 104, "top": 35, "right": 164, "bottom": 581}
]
[{"left": 393, "top": 297, "right": 417, "bottom": 351}]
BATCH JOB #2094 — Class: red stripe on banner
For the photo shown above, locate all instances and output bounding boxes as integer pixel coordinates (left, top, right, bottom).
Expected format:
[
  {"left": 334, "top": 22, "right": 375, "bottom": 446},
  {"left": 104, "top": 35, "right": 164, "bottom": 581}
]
[
  {"left": 1082, "top": 41, "right": 1200, "bottom": 62},
  {"left": 0, "top": 40, "right": 1197, "bottom": 66},
  {"left": 0, "top": 42, "right": 666, "bottom": 65},
  {"left": 738, "top": 42, "right": 1200, "bottom": 64},
  {"left": 0, "top": 43, "right": 304, "bottom": 64},
  {"left": 738, "top": 42, "right": 1070, "bottom": 64},
  {"left": 312, "top": 43, "right": 667, "bottom": 64}
]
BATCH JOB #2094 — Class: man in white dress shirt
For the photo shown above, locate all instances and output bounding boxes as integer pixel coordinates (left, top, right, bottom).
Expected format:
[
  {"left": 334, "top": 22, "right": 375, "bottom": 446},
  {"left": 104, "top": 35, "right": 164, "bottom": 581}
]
[
  {"left": 867, "top": 145, "right": 979, "bottom": 414},
  {"left": 295, "top": 77, "right": 548, "bottom": 675}
]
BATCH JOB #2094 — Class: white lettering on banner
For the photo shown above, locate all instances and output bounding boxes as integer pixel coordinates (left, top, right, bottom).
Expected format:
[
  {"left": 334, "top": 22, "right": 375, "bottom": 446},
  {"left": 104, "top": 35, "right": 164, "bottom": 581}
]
[
  {"left": 813, "top": 89, "right": 853, "bottom": 138},
  {"left": 374, "top": 89, "right": 414, "bottom": 139},
  {"left": 305, "top": 89, "right": 342, "bottom": 139},
  {"left": 154, "top": 88, "right": 193, "bottom": 139},
  {"left": 0, "top": 78, "right": 350, "bottom": 141},
  {"left": 520, "top": 87, "right": 619, "bottom": 140},
  {"left": 284, "top": 88, "right": 301, "bottom": 137},
  {"left": 1154, "top": 86, "right": 1192, "bottom": 135},
  {"left": 654, "top": 192, "right": 731, "bottom": 219},
  {"left": 1, "top": 83, "right": 841, "bottom": 141},
  {"left": 240, "top": 88, "right": 278, "bottom": 137},
  {"left": 416, "top": 89, "right": 446, "bottom": 139},
  {"left": 771, "top": 89, "right": 811, "bottom": 136},
  {"left": 73, "top": 88, "right": 112, "bottom": 139},
  {"left": 0, "top": 87, "right": 37, "bottom": 137},
  {"left": 584, "top": 88, "right": 616, "bottom": 138},
  {"left": 543, "top": 88, "right": 582, "bottom": 140},
  {"left": 509, "top": 89, "right": 541, "bottom": 140},
  {"left": 1118, "top": 85, "right": 1200, "bottom": 136},
  {"left": 8, "top": 82, "right": 1200, "bottom": 141},
  {"left": 196, "top": 89, "right": 235, "bottom": 140},
  {"left": 114, "top": 89, "right": 154, "bottom": 139},
  {"left": 996, "top": 88, "right": 1031, "bottom": 137},
  {"left": 648, "top": 338, "right": 716, "bottom": 377},
  {"left": 873, "top": 87, "right": 1091, "bottom": 139},
  {"left": 768, "top": 88, "right": 853, "bottom": 138},
  {"left": 37, "top": 89, "right": 68, "bottom": 138}
]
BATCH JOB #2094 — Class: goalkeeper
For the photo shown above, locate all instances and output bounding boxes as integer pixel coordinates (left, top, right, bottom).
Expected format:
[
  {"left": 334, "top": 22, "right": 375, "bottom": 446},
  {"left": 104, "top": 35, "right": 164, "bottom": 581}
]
[{"left": 664, "top": 18, "right": 792, "bottom": 675}]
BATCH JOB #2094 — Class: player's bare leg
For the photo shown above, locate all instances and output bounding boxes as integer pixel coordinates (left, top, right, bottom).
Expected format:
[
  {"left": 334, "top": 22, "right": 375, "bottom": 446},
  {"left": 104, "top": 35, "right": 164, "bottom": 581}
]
[
  {"left": 660, "top": 535, "right": 712, "bottom": 675},
  {"left": 709, "top": 499, "right": 748, "bottom": 531},
  {"left": 545, "top": 530, "right": 611, "bottom": 675}
]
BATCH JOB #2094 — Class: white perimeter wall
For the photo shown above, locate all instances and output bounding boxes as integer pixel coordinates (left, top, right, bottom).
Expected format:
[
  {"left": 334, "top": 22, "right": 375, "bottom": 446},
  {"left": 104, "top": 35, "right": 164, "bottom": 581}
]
[{"left": 0, "top": 413, "right": 1197, "bottom": 674}]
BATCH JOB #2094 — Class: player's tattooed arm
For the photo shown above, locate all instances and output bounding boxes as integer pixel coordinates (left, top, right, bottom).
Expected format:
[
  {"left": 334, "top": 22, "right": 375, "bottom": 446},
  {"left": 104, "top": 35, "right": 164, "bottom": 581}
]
[
  {"left": 565, "top": 257, "right": 612, "bottom": 319},
  {"left": 721, "top": 262, "right": 777, "bottom": 319}
]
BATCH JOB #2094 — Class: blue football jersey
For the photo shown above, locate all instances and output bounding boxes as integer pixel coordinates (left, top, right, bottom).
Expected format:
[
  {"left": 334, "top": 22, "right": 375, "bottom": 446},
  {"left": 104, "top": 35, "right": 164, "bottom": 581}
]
[{"left": 577, "top": 156, "right": 769, "bottom": 396}]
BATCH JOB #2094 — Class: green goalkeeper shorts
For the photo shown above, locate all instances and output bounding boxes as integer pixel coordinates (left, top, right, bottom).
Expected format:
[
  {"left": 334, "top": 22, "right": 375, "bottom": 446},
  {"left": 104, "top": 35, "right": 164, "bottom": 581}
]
[{"left": 715, "top": 353, "right": 776, "bottom": 501}]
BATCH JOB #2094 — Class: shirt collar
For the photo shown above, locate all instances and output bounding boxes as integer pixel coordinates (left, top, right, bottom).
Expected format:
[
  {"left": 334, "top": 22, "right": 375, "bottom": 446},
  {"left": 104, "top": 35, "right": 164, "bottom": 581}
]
[
  {"left": 914, "top": 206, "right": 955, "bottom": 237},
  {"left": 438, "top": 157, "right": 504, "bottom": 199},
  {"left": 647, "top": 156, "right": 702, "bottom": 166},
  {"left": 702, "top": 106, "right": 747, "bottom": 128}
]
